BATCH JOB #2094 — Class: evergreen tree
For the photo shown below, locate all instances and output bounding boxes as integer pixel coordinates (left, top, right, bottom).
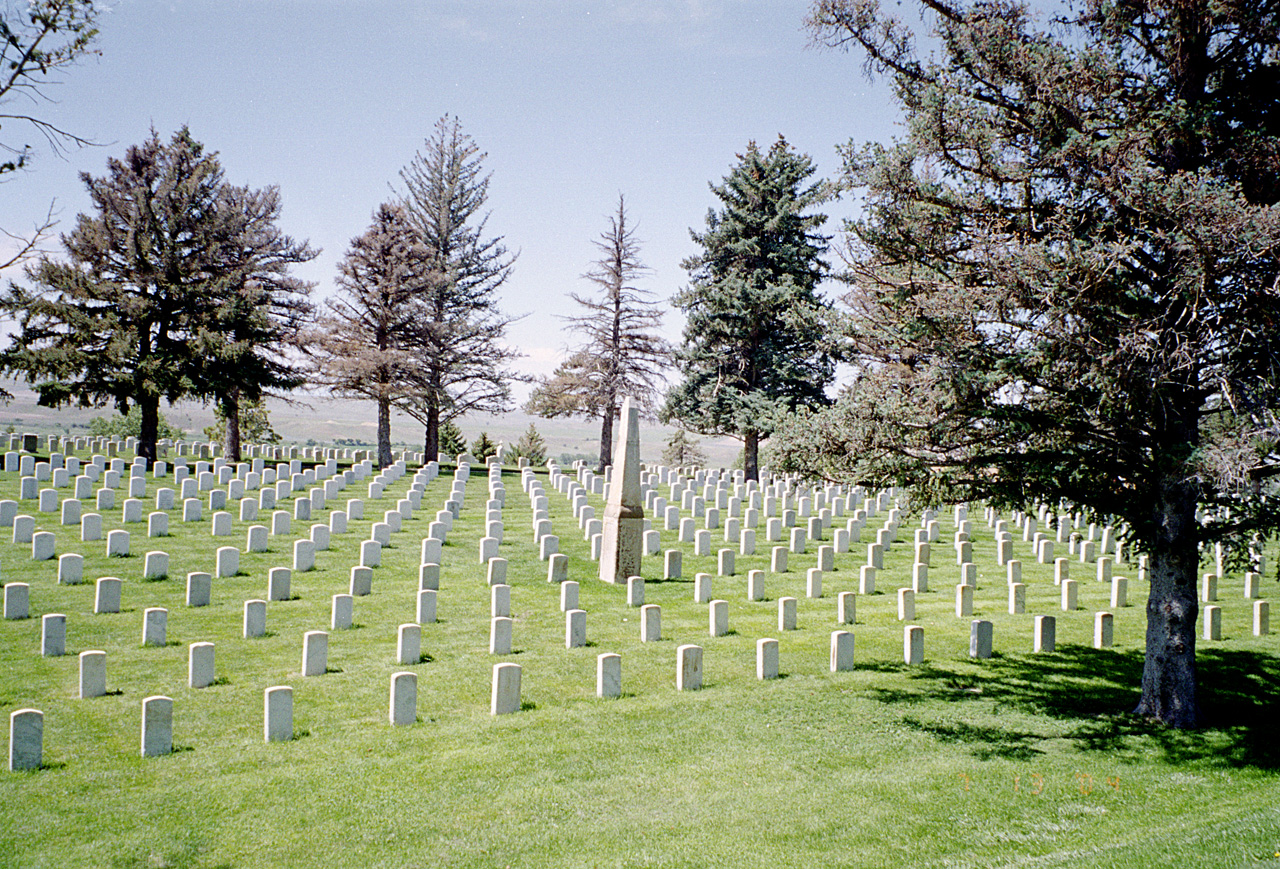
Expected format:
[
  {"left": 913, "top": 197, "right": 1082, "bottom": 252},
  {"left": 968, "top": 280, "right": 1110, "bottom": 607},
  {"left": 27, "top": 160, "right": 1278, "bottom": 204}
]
[
  {"left": 662, "top": 137, "right": 837, "bottom": 482},
  {"left": 0, "top": 128, "right": 292, "bottom": 464},
  {"left": 785, "top": 0, "right": 1280, "bottom": 727},
  {"left": 512, "top": 422, "right": 548, "bottom": 466},
  {"left": 526, "top": 195, "right": 672, "bottom": 473},
  {"left": 438, "top": 419, "right": 466, "bottom": 459},
  {"left": 202, "top": 397, "right": 281, "bottom": 446},
  {"left": 661, "top": 428, "right": 707, "bottom": 469},
  {"left": 396, "top": 116, "right": 524, "bottom": 460},
  {"left": 470, "top": 431, "right": 498, "bottom": 462},
  {"left": 306, "top": 203, "right": 426, "bottom": 468},
  {"left": 197, "top": 184, "right": 316, "bottom": 462}
]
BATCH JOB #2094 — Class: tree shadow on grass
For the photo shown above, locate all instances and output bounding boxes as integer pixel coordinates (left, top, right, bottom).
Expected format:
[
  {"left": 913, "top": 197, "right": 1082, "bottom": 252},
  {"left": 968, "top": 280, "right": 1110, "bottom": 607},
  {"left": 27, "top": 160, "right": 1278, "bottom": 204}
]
[{"left": 869, "top": 646, "right": 1280, "bottom": 770}]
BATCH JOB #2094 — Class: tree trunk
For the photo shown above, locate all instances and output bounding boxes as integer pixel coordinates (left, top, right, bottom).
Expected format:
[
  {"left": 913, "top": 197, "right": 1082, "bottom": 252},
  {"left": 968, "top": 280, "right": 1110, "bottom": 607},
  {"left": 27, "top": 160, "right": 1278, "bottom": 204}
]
[
  {"left": 598, "top": 404, "right": 615, "bottom": 474},
  {"left": 377, "top": 396, "right": 392, "bottom": 469},
  {"left": 1133, "top": 477, "right": 1200, "bottom": 728},
  {"left": 222, "top": 387, "right": 242, "bottom": 464},
  {"left": 743, "top": 429, "right": 759, "bottom": 482},
  {"left": 137, "top": 396, "right": 159, "bottom": 468},
  {"left": 424, "top": 415, "right": 438, "bottom": 463}
]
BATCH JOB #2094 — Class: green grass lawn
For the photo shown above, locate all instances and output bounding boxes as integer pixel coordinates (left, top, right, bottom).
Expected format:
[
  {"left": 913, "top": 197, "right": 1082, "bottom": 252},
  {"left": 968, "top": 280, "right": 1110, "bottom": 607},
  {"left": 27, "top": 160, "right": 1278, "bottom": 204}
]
[{"left": 0, "top": 453, "right": 1277, "bottom": 868}]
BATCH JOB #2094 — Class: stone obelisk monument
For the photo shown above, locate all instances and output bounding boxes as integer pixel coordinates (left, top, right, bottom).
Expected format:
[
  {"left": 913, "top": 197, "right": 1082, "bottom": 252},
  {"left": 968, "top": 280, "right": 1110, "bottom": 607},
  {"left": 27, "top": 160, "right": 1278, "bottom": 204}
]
[{"left": 600, "top": 396, "right": 643, "bottom": 584}]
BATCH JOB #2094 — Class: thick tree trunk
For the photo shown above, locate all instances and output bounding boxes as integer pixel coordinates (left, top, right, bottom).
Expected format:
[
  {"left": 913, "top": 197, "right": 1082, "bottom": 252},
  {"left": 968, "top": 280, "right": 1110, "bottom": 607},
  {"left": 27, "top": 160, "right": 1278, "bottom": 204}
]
[
  {"left": 598, "top": 405, "right": 615, "bottom": 474},
  {"left": 222, "top": 387, "right": 242, "bottom": 464},
  {"left": 137, "top": 397, "right": 159, "bottom": 467},
  {"left": 423, "top": 395, "right": 440, "bottom": 463},
  {"left": 743, "top": 429, "right": 759, "bottom": 482},
  {"left": 377, "top": 396, "right": 392, "bottom": 469},
  {"left": 1133, "top": 477, "right": 1200, "bottom": 728}
]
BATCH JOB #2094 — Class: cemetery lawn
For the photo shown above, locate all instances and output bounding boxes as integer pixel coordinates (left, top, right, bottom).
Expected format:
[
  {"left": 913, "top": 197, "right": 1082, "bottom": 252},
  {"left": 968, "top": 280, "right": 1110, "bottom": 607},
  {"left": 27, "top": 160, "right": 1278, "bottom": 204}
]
[{"left": 1, "top": 458, "right": 1278, "bottom": 868}]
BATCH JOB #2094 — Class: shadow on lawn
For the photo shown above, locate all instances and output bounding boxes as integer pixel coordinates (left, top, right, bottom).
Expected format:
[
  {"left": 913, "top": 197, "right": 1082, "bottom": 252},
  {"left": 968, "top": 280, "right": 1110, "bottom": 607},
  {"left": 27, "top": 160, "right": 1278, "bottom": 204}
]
[{"left": 870, "top": 646, "right": 1280, "bottom": 769}]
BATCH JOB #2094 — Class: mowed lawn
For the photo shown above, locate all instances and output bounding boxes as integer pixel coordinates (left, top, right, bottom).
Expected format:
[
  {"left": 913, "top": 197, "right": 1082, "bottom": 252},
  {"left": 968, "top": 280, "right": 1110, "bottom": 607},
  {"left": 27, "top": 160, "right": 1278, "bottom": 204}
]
[{"left": 0, "top": 453, "right": 1277, "bottom": 868}]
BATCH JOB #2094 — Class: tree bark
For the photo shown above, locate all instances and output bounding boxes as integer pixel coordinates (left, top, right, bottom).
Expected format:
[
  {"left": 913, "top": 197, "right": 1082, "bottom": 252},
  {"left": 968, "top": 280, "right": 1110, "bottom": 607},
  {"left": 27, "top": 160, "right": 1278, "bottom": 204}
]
[
  {"left": 137, "top": 396, "right": 159, "bottom": 467},
  {"left": 743, "top": 429, "right": 759, "bottom": 482},
  {"left": 1133, "top": 477, "right": 1200, "bottom": 727},
  {"left": 598, "top": 404, "right": 615, "bottom": 474},
  {"left": 377, "top": 396, "right": 392, "bottom": 469},
  {"left": 222, "top": 387, "right": 242, "bottom": 464}
]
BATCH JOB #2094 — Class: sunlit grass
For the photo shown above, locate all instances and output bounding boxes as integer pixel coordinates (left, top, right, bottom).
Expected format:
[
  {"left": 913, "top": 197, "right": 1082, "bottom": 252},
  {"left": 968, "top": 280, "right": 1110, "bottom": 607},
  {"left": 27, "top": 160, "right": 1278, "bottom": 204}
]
[{"left": 0, "top": 454, "right": 1277, "bottom": 868}]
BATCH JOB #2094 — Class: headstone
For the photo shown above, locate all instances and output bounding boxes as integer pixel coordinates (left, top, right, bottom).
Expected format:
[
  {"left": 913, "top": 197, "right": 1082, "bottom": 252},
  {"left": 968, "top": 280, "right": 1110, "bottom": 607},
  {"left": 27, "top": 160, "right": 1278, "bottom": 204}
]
[
  {"left": 268, "top": 567, "right": 292, "bottom": 601},
  {"left": 1203, "top": 604, "right": 1222, "bottom": 640},
  {"left": 778, "top": 596, "right": 797, "bottom": 631},
  {"left": 484, "top": 558, "right": 505, "bottom": 587},
  {"left": 293, "top": 539, "right": 315, "bottom": 572},
  {"left": 79, "top": 649, "right": 107, "bottom": 698},
  {"left": 676, "top": 644, "right": 703, "bottom": 691},
  {"left": 756, "top": 637, "right": 779, "bottom": 680},
  {"left": 1094, "top": 611, "right": 1114, "bottom": 648},
  {"left": 904, "top": 625, "right": 924, "bottom": 664},
  {"left": 142, "top": 607, "right": 167, "bottom": 646},
  {"left": 1061, "top": 579, "right": 1079, "bottom": 611},
  {"left": 349, "top": 566, "right": 373, "bottom": 597},
  {"left": 627, "top": 575, "right": 645, "bottom": 607},
  {"left": 57, "top": 552, "right": 84, "bottom": 585},
  {"left": 214, "top": 545, "right": 239, "bottom": 579},
  {"left": 747, "top": 569, "right": 765, "bottom": 602},
  {"left": 694, "top": 573, "right": 712, "bottom": 603},
  {"left": 806, "top": 568, "right": 822, "bottom": 599},
  {"left": 41, "top": 613, "right": 66, "bottom": 657},
  {"left": 397, "top": 623, "right": 422, "bottom": 665},
  {"left": 140, "top": 695, "right": 173, "bottom": 757},
  {"left": 491, "top": 662, "right": 522, "bottom": 714},
  {"left": 31, "top": 531, "right": 55, "bottom": 561},
  {"left": 490, "top": 616, "right": 513, "bottom": 655},
  {"left": 597, "top": 653, "right": 622, "bottom": 698},
  {"left": 264, "top": 686, "right": 293, "bottom": 742},
  {"left": 709, "top": 599, "right": 728, "bottom": 637},
  {"left": 8, "top": 709, "right": 43, "bottom": 771},
  {"left": 417, "top": 589, "right": 437, "bottom": 624},
  {"left": 302, "top": 630, "right": 329, "bottom": 676},
  {"left": 389, "top": 671, "right": 418, "bottom": 726},
  {"left": 326, "top": 593, "right": 352, "bottom": 631},
  {"left": 559, "top": 581, "right": 578, "bottom": 612},
  {"left": 243, "top": 599, "right": 267, "bottom": 638},
  {"left": 1034, "top": 614, "right": 1056, "bottom": 652},
  {"left": 970, "top": 620, "right": 993, "bottom": 658},
  {"left": 189, "top": 642, "right": 215, "bottom": 688},
  {"left": 566, "top": 609, "right": 587, "bottom": 648},
  {"left": 94, "top": 577, "right": 122, "bottom": 614},
  {"left": 838, "top": 590, "right": 856, "bottom": 625},
  {"left": 1254, "top": 600, "right": 1270, "bottom": 636}
]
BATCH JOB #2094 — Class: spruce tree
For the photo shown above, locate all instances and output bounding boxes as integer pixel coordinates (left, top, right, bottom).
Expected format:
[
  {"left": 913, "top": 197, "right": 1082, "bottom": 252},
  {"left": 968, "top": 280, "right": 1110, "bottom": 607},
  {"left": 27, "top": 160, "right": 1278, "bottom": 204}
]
[
  {"left": 0, "top": 128, "right": 307, "bottom": 464},
  {"left": 785, "top": 0, "right": 1280, "bottom": 727},
  {"left": 396, "top": 116, "right": 523, "bottom": 460},
  {"left": 663, "top": 137, "right": 837, "bottom": 481},
  {"left": 306, "top": 203, "right": 426, "bottom": 468},
  {"left": 526, "top": 195, "right": 671, "bottom": 472}
]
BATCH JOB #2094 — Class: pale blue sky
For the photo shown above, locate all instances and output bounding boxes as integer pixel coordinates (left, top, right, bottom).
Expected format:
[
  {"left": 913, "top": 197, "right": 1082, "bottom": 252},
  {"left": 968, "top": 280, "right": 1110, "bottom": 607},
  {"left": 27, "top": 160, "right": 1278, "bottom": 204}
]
[{"left": 3, "top": 0, "right": 901, "bottom": 397}]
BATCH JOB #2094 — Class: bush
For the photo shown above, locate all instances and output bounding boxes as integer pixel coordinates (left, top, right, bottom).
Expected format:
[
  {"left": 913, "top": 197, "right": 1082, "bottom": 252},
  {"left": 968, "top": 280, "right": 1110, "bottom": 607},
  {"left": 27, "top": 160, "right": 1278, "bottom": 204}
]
[{"left": 89, "top": 407, "right": 185, "bottom": 440}]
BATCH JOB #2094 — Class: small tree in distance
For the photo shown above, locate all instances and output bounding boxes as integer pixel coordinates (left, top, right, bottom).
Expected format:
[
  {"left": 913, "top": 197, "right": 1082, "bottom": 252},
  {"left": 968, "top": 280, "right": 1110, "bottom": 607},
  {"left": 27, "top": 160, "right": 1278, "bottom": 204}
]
[
  {"left": 661, "top": 428, "right": 706, "bottom": 469},
  {"left": 512, "top": 423, "right": 548, "bottom": 466},
  {"left": 526, "top": 194, "right": 671, "bottom": 473},
  {"left": 470, "top": 431, "right": 498, "bottom": 462}
]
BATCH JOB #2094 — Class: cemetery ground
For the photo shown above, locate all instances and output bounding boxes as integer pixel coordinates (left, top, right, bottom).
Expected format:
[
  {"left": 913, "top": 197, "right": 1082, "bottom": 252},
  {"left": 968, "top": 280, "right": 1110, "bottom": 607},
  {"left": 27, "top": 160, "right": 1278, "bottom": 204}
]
[{"left": 0, "top": 452, "right": 1277, "bottom": 868}]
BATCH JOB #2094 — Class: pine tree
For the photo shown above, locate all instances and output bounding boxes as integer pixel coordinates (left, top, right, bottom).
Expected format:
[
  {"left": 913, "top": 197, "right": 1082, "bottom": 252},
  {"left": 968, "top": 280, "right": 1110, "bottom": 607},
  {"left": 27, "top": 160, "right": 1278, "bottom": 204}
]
[
  {"left": 198, "top": 184, "right": 316, "bottom": 462},
  {"left": 661, "top": 428, "right": 707, "bottom": 469},
  {"left": 438, "top": 419, "right": 466, "bottom": 459},
  {"left": 662, "top": 137, "right": 837, "bottom": 482},
  {"left": 787, "top": 0, "right": 1280, "bottom": 727},
  {"left": 470, "top": 431, "right": 498, "bottom": 462},
  {"left": 526, "top": 195, "right": 671, "bottom": 473},
  {"left": 512, "top": 422, "right": 548, "bottom": 466},
  {"left": 396, "top": 116, "right": 524, "bottom": 460},
  {"left": 305, "top": 203, "right": 426, "bottom": 468},
  {"left": 0, "top": 127, "right": 294, "bottom": 464}
]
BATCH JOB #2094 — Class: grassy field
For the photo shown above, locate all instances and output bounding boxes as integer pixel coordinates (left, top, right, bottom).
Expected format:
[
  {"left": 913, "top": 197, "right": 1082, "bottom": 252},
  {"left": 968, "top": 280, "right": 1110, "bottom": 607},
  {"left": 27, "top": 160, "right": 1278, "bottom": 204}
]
[{"left": 0, "top": 450, "right": 1277, "bottom": 868}]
